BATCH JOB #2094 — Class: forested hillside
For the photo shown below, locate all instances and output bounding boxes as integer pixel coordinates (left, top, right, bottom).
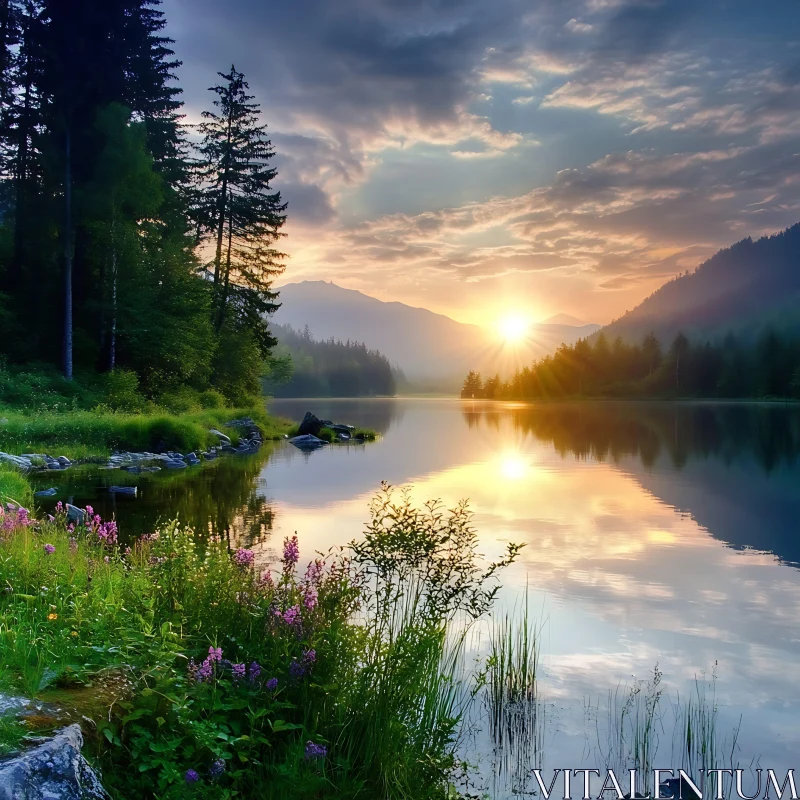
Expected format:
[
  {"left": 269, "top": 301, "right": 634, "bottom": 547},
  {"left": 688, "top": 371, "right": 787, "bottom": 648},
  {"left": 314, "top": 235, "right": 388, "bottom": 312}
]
[
  {"left": 0, "top": 0, "right": 285, "bottom": 407},
  {"left": 602, "top": 224, "right": 800, "bottom": 345},
  {"left": 264, "top": 324, "right": 396, "bottom": 397}
]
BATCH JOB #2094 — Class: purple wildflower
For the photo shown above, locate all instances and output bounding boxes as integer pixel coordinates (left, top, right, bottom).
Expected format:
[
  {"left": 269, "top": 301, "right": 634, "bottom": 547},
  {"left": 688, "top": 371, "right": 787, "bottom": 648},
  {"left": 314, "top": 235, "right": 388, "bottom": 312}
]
[
  {"left": 304, "top": 741, "right": 328, "bottom": 760},
  {"left": 289, "top": 659, "right": 306, "bottom": 680},
  {"left": 265, "top": 677, "right": 278, "bottom": 692},
  {"left": 233, "top": 548, "right": 254, "bottom": 568},
  {"left": 249, "top": 662, "right": 262, "bottom": 681},
  {"left": 47, "top": 514, "right": 55, "bottom": 522},
  {"left": 303, "top": 588, "right": 318, "bottom": 610},
  {"left": 208, "top": 646, "right": 222, "bottom": 662},
  {"left": 282, "top": 535, "right": 299, "bottom": 568},
  {"left": 85, "top": 505, "right": 94, "bottom": 517},
  {"left": 185, "top": 769, "right": 200, "bottom": 784},
  {"left": 303, "top": 649, "right": 317, "bottom": 665},
  {"left": 282, "top": 605, "right": 301, "bottom": 626},
  {"left": 55, "top": 501, "right": 63, "bottom": 513},
  {"left": 197, "top": 659, "right": 213, "bottom": 682},
  {"left": 232, "top": 663, "right": 246, "bottom": 680},
  {"left": 208, "top": 759, "right": 225, "bottom": 779},
  {"left": 43, "top": 544, "right": 55, "bottom": 555}
]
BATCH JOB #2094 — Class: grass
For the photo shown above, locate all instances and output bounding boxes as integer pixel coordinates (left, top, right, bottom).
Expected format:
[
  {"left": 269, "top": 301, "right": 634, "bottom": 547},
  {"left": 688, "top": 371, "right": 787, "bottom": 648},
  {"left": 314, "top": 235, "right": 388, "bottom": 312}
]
[
  {"left": 0, "top": 485, "right": 520, "bottom": 799},
  {"left": 0, "top": 407, "right": 293, "bottom": 459},
  {"left": 0, "top": 467, "right": 32, "bottom": 507}
]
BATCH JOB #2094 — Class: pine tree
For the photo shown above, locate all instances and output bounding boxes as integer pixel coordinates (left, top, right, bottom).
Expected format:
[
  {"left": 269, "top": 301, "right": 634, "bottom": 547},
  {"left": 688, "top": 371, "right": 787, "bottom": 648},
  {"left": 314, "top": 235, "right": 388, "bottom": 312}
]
[{"left": 194, "top": 66, "right": 286, "bottom": 351}]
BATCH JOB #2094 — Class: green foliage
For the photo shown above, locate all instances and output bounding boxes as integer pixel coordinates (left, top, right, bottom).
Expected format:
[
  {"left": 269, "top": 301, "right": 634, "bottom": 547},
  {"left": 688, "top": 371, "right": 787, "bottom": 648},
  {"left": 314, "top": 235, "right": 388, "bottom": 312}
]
[
  {"left": 0, "top": 487, "right": 519, "bottom": 798},
  {"left": 103, "top": 369, "right": 146, "bottom": 412},
  {"left": 0, "top": 406, "right": 291, "bottom": 459},
  {"left": 0, "top": 467, "right": 32, "bottom": 507},
  {"left": 266, "top": 325, "right": 396, "bottom": 398},
  {"left": 466, "top": 329, "right": 800, "bottom": 400}
]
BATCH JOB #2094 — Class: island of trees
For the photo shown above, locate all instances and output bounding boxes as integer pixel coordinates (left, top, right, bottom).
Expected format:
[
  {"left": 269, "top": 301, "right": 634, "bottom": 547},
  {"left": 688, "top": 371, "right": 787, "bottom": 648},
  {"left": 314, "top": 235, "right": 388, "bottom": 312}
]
[{"left": 462, "top": 330, "right": 800, "bottom": 400}]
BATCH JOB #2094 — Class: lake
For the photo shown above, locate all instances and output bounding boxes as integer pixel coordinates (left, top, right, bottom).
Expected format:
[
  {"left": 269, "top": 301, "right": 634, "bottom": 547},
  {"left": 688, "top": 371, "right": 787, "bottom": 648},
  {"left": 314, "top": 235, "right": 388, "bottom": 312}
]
[{"left": 29, "top": 398, "right": 800, "bottom": 795}]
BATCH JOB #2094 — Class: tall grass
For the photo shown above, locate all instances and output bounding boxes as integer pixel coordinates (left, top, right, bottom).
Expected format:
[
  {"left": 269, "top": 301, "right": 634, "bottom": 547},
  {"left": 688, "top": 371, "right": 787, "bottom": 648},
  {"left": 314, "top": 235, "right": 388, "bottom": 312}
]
[
  {"left": 0, "top": 406, "right": 292, "bottom": 458},
  {"left": 485, "top": 593, "right": 544, "bottom": 795},
  {"left": 0, "top": 467, "right": 31, "bottom": 506}
]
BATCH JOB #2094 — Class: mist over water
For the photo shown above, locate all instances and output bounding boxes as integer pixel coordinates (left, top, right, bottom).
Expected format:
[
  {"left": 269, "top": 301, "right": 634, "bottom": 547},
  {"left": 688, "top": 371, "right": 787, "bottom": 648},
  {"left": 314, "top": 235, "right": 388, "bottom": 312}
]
[{"left": 31, "top": 398, "right": 800, "bottom": 788}]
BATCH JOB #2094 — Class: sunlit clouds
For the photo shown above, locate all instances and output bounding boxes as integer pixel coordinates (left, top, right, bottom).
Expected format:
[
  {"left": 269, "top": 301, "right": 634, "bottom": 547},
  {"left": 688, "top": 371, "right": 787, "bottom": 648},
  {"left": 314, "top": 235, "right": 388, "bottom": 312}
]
[{"left": 166, "top": 0, "right": 800, "bottom": 326}]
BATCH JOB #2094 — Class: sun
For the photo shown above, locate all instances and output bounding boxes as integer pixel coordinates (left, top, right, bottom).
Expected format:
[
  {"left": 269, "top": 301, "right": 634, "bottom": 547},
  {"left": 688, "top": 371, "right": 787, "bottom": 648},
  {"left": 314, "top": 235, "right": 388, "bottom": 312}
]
[{"left": 498, "top": 313, "right": 530, "bottom": 342}]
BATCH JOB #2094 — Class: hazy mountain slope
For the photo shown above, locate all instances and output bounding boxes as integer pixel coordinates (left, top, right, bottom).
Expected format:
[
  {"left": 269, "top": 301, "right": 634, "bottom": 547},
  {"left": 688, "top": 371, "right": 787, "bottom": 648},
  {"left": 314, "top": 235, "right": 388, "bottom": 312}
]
[
  {"left": 602, "top": 223, "right": 800, "bottom": 345},
  {"left": 272, "top": 281, "right": 599, "bottom": 386}
]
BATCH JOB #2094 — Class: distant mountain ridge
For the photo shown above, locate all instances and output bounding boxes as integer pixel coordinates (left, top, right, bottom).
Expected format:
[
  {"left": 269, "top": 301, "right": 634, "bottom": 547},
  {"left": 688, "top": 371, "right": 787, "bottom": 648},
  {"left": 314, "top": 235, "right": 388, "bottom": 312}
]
[
  {"left": 601, "top": 223, "right": 800, "bottom": 345},
  {"left": 272, "top": 281, "right": 599, "bottom": 390}
]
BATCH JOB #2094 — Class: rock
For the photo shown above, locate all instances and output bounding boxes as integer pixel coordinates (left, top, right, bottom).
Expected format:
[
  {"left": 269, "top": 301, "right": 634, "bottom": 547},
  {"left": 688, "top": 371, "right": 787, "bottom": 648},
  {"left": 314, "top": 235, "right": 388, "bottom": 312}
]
[
  {"left": 297, "top": 412, "right": 323, "bottom": 437},
  {"left": 0, "top": 724, "right": 109, "bottom": 800},
  {"left": 57, "top": 456, "right": 71, "bottom": 467},
  {"left": 209, "top": 429, "right": 232, "bottom": 445},
  {"left": 34, "top": 488, "right": 58, "bottom": 498},
  {"left": 108, "top": 486, "right": 137, "bottom": 496},
  {"left": 65, "top": 505, "right": 85, "bottom": 525},
  {"left": 220, "top": 445, "right": 237, "bottom": 454},
  {"left": 289, "top": 434, "right": 327, "bottom": 450},
  {"left": 0, "top": 453, "right": 33, "bottom": 471},
  {"left": 141, "top": 466, "right": 161, "bottom": 473},
  {"left": 202, "top": 452, "right": 217, "bottom": 460},
  {"left": 164, "top": 460, "right": 187, "bottom": 469},
  {"left": 337, "top": 432, "right": 351, "bottom": 441},
  {"left": 122, "top": 466, "right": 142, "bottom": 474}
]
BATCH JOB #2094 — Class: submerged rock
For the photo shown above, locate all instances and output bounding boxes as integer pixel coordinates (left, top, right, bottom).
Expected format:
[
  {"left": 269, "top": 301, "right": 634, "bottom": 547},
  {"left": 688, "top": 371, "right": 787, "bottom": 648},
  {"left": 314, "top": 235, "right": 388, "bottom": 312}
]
[
  {"left": 108, "top": 486, "right": 137, "bottom": 496},
  {"left": 34, "top": 488, "right": 58, "bottom": 498},
  {"left": 0, "top": 724, "right": 109, "bottom": 800},
  {"left": 289, "top": 434, "right": 327, "bottom": 450},
  {"left": 164, "top": 460, "right": 187, "bottom": 469}
]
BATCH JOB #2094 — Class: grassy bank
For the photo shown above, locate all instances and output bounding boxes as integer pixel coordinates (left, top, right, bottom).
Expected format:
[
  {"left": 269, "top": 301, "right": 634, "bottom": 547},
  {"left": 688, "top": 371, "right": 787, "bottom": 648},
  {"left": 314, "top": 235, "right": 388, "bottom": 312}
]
[
  {"left": 0, "top": 486, "right": 520, "bottom": 798},
  {"left": 0, "top": 406, "right": 292, "bottom": 460}
]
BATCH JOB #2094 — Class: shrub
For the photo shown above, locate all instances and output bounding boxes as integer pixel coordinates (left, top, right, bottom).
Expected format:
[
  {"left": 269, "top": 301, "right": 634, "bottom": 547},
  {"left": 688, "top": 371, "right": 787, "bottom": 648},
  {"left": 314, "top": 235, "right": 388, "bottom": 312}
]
[
  {"left": 198, "top": 389, "right": 227, "bottom": 409},
  {"left": 103, "top": 369, "right": 146, "bottom": 412}
]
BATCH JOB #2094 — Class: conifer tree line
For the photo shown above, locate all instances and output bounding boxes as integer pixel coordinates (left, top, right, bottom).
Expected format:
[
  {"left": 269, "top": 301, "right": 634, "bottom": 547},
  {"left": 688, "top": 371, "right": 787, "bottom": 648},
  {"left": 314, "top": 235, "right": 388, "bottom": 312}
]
[
  {"left": 462, "top": 330, "right": 800, "bottom": 400},
  {"left": 0, "top": 0, "right": 286, "bottom": 404},
  {"left": 264, "top": 324, "right": 397, "bottom": 398}
]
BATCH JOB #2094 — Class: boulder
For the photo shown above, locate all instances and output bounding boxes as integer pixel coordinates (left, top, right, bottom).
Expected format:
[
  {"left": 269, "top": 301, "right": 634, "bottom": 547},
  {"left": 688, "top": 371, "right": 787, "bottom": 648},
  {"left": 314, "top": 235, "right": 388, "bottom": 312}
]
[
  {"left": 57, "top": 456, "right": 72, "bottom": 467},
  {"left": 164, "top": 460, "right": 187, "bottom": 469},
  {"left": 34, "top": 488, "right": 58, "bottom": 498},
  {"left": 208, "top": 429, "right": 232, "bottom": 445},
  {"left": 65, "top": 505, "right": 85, "bottom": 525},
  {"left": 0, "top": 453, "right": 33, "bottom": 471},
  {"left": 297, "top": 412, "right": 323, "bottom": 437},
  {"left": 0, "top": 724, "right": 109, "bottom": 800}
]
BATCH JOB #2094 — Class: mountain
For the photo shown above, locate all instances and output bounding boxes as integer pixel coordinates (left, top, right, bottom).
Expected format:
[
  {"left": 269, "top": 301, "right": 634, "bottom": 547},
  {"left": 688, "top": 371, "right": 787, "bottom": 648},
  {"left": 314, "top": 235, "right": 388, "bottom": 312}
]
[
  {"left": 272, "top": 281, "right": 599, "bottom": 390},
  {"left": 602, "top": 223, "right": 800, "bottom": 346},
  {"left": 543, "top": 313, "right": 588, "bottom": 326}
]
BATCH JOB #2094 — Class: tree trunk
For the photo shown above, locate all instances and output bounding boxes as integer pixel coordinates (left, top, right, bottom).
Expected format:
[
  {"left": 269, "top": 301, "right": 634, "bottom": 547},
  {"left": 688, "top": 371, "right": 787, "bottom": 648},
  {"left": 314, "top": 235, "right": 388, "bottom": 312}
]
[
  {"left": 216, "top": 194, "right": 233, "bottom": 332},
  {"left": 109, "top": 213, "right": 117, "bottom": 372},
  {"left": 62, "top": 126, "right": 73, "bottom": 380}
]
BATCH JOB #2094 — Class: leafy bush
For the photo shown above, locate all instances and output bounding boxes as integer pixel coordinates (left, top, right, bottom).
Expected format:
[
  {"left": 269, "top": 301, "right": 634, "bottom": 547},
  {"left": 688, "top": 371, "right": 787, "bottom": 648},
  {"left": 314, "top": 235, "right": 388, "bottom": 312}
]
[
  {"left": 103, "top": 369, "right": 146, "bottom": 412},
  {"left": 198, "top": 389, "right": 227, "bottom": 409}
]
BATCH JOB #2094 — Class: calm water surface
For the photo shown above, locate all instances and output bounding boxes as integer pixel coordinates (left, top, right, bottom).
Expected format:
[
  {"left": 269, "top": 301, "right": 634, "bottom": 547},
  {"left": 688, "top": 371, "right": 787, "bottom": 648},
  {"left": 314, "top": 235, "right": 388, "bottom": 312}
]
[{"left": 30, "top": 399, "right": 800, "bottom": 791}]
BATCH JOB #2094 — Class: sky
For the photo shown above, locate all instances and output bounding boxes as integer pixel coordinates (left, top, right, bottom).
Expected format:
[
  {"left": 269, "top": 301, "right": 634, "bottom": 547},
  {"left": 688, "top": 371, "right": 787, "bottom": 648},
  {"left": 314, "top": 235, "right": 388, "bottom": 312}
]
[{"left": 165, "top": 0, "right": 800, "bottom": 327}]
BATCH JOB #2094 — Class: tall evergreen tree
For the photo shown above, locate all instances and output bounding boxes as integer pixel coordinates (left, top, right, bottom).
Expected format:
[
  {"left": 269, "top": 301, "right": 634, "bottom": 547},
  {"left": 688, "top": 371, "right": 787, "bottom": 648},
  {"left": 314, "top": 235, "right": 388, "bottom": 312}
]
[{"left": 194, "top": 65, "right": 286, "bottom": 354}]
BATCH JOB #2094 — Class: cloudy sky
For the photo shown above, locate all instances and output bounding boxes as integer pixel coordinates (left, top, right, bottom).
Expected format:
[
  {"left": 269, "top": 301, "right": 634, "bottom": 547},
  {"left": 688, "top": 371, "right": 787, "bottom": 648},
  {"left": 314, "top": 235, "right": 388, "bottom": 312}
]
[{"left": 165, "top": 0, "right": 800, "bottom": 326}]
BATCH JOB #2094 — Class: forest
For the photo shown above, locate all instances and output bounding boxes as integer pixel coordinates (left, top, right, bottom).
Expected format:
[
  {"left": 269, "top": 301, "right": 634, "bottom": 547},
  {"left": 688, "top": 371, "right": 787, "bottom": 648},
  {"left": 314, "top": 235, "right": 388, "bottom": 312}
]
[
  {"left": 462, "top": 329, "right": 800, "bottom": 400},
  {"left": 264, "top": 324, "right": 397, "bottom": 398},
  {"left": 0, "top": 0, "right": 285, "bottom": 408}
]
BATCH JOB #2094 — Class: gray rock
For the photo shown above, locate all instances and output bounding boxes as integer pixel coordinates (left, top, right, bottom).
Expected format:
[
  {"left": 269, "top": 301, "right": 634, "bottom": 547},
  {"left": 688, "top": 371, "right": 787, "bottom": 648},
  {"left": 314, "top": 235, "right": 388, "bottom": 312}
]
[
  {"left": 0, "top": 724, "right": 109, "bottom": 800},
  {"left": 65, "top": 505, "right": 85, "bottom": 525},
  {"left": 297, "top": 412, "right": 323, "bottom": 437},
  {"left": 57, "top": 456, "right": 71, "bottom": 467},
  {"left": 108, "top": 486, "right": 137, "bottom": 496},
  {"left": 34, "top": 488, "right": 58, "bottom": 498},
  {"left": 289, "top": 434, "right": 327, "bottom": 450},
  {"left": 209, "top": 429, "right": 232, "bottom": 445},
  {"left": 164, "top": 460, "right": 187, "bottom": 469},
  {"left": 0, "top": 453, "right": 33, "bottom": 471}
]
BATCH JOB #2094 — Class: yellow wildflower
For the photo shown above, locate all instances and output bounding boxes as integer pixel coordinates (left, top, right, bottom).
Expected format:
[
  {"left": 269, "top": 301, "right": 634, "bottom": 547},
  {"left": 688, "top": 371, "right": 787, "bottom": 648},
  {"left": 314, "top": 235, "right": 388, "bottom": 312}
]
[{"left": 47, "top": 613, "right": 58, "bottom": 621}]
